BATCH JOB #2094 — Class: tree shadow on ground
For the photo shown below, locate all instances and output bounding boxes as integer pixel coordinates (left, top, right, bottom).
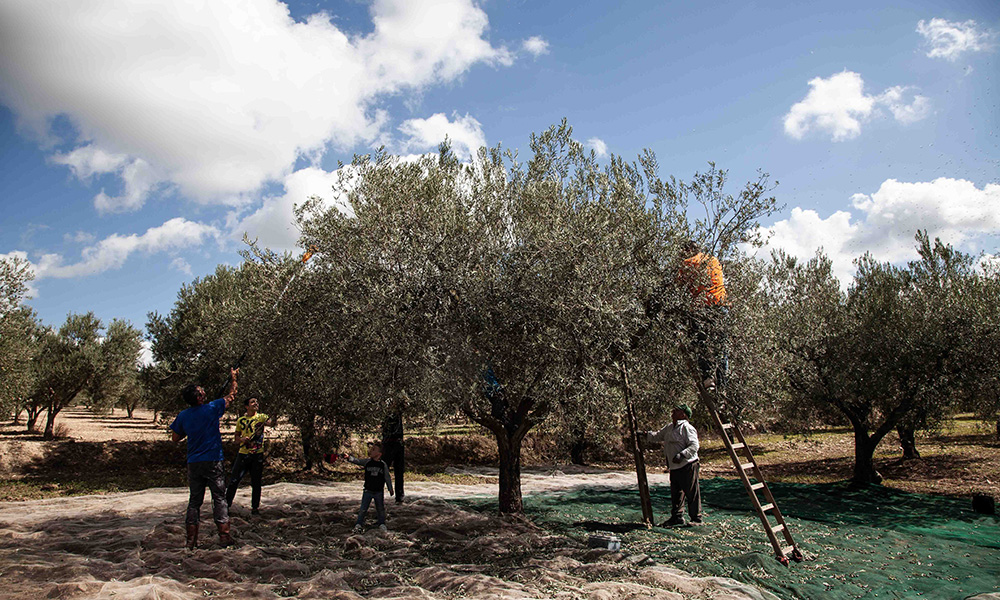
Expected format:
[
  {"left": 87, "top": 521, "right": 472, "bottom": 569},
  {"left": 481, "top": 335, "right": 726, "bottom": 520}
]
[
  {"left": 573, "top": 520, "right": 650, "bottom": 534},
  {"left": 751, "top": 455, "right": 855, "bottom": 480},
  {"left": 0, "top": 430, "right": 45, "bottom": 440},
  {"left": 930, "top": 432, "right": 1000, "bottom": 448}
]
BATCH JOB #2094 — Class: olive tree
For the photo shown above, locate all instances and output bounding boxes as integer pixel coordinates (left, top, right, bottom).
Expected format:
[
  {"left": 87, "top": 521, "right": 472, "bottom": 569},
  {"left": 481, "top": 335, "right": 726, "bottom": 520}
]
[
  {"left": 146, "top": 265, "right": 260, "bottom": 417},
  {"left": 34, "top": 313, "right": 102, "bottom": 439},
  {"left": 772, "top": 233, "right": 985, "bottom": 484},
  {"left": 295, "top": 121, "right": 782, "bottom": 514},
  {"left": 87, "top": 319, "right": 145, "bottom": 417},
  {"left": 0, "top": 255, "right": 38, "bottom": 421}
]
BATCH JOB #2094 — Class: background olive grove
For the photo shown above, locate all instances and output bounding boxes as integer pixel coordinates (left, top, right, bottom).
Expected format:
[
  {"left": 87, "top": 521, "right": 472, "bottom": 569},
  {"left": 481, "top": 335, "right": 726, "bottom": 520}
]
[{"left": 5, "top": 122, "right": 1000, "bottom": 512}]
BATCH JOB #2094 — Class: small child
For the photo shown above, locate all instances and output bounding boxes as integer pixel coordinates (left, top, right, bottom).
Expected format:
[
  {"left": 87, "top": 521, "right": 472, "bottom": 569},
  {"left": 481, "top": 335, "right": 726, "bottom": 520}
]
[{"left": 343, "top": 442, "right": 394, "bottom": 532}]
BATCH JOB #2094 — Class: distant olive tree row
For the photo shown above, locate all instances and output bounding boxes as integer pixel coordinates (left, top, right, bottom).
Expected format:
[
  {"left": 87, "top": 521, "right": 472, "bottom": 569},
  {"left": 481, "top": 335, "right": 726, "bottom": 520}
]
[{"left": 0, "top": 255, "right": 146, "bottom": 438}]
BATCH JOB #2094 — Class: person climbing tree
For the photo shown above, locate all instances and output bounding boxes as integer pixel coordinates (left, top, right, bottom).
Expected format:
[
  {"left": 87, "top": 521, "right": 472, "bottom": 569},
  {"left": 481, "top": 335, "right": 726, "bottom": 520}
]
[{"left": 679, "top": 240, "right": 729, "bottom": 392}]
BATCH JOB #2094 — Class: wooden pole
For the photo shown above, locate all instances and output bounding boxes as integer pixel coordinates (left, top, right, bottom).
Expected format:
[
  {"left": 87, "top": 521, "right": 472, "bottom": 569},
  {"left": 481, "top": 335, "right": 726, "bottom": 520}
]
[{"left": 622, "top": 361, "right": 654, "bottom": 526}]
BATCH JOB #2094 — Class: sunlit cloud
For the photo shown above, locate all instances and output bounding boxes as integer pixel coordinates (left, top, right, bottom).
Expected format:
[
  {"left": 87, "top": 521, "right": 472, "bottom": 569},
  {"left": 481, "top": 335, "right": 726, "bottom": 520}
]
[{"left": 784, "top": 71, "right": 929, "bottom": 141}]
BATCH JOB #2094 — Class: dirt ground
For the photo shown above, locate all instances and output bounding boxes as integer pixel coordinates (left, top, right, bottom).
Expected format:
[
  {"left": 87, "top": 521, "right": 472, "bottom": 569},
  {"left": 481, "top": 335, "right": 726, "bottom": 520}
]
[
  {"left": 0, "top": 472, "right": 795, "bottom": 600},
  {"left": 1, "top": 409, "right": 999, "bottom": 599}
]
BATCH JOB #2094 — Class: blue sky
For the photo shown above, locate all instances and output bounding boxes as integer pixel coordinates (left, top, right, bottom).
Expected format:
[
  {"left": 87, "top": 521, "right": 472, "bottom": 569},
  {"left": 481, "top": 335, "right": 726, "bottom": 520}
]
[{"left": 1, "top": 0, "right": 998, "bottom": 356}]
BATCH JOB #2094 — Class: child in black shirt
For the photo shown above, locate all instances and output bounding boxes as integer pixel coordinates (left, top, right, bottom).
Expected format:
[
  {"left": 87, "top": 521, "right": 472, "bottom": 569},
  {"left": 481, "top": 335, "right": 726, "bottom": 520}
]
[{"left": 345, "top": 442, "right": 394, "bottom": 532}]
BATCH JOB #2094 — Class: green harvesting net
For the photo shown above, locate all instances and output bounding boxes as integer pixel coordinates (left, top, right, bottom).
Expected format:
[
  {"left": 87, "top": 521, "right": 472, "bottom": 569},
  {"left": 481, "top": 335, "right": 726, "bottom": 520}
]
[{"left": 460, "top": 479, "right": 1000, "bottom": 599}]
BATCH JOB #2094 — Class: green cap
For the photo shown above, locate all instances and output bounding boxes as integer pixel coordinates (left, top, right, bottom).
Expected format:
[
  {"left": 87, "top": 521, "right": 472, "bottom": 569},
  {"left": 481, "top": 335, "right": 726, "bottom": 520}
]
[{"left": 675, "top": 403, "right": 692, "bottom": 419}]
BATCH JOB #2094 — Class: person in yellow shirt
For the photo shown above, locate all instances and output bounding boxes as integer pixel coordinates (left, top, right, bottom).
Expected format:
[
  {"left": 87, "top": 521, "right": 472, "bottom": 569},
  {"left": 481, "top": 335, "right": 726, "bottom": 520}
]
[
  {"left": 225, "top": 397, "right": 275, "bottom": 515},
  {"left": 679, "top": 240, "right": 729, "bottom": 392}
]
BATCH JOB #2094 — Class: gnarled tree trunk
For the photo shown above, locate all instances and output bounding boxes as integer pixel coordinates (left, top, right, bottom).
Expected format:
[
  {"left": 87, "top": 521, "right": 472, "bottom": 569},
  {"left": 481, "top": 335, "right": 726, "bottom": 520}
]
[
  {"left": 852, "top": 429, "right": 883, "bottom": 485},
  {"left": 496, "top": 430, "right": 525, "bottom": 514},
  {"left": 25, "top": 402, "right": 42, "bottom": 432},
  {"left": 465, "top": 391, "right": 538, "bottom": 515},
  {"left": 43, "top": 406, "right": 60, "bottom": 440},
  {"left": 897, "top": 425, "right": 920, "bottom": 459}
]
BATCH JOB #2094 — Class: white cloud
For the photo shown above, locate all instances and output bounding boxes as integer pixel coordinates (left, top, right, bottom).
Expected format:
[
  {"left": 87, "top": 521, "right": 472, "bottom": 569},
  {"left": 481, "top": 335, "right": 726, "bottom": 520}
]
[
  {"left": 876, "top": 86, "right": 931, "bottom": 125},
  {"left": 170, "top": 257, "right": 193, "bottom": 276},
  {"left": 236, "top": 112, "right": 485, "bottom": 252},
  {"left": 52, "top": 145, "right": 160, "bottom": 213},
  {"left": 760, "top": 178, "right": 1000, "bottom": 284},
  {"left": 585, "top": 137, "right": 609, "bottom": 158},
  {"left": 64, "top": 231, "right": 96, "bottom": 245},
  {"left": 917, "top": 18, "right": 996, "bottom": 61},
  {"left": 783, "top": 71, "right": 930, "bottom": 141},
  {"left": 138, "top": 339, "right": 154, "bottom": 367},
  {"left": 93, "top": 158, "right": 159, "bottom": 214},
  {"left": 399, "top": 112, "right": 487, "bottom": 161},
  {"left": 32, "top": 218, "right": 219, "bottom": 279},
  {"left": 52, "top": 145, "right": 128, "bottom": 180},
  {"left": 0, "top": 0, "right": 514, "bottom": 210},
  {"left": 522, "top": 36, "right": 550, "bottom": 57},
  {"left": 233, "top": 166, "right": 350, "bottom": 252}
]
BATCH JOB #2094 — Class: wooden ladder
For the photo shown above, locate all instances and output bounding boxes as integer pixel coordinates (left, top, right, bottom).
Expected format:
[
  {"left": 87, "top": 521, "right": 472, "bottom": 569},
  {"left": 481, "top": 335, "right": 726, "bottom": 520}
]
[{"left": 695, "top": 378, "right": 803, "bottom": 565}]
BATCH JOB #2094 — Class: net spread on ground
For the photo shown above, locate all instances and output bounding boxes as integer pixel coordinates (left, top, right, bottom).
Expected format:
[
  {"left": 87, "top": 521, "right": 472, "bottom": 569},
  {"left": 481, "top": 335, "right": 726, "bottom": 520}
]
[{"left": 459, "top": 479, "right": 1000, "bottom": 599}]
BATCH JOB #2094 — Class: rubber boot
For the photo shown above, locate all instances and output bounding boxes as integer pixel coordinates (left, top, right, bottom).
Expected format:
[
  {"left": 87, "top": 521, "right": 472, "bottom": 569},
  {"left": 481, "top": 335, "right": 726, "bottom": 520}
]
[
  {"left": 217, "top": 521, "right": 233, "bottom": 547},
  {"left": 185, "top": 524, "right": 199, "bottom": 550}
]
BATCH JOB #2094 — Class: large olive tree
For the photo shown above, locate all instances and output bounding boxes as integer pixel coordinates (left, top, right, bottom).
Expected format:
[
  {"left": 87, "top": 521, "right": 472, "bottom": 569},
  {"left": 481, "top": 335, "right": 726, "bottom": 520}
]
[{"left": 771, "top": 233, "right": 986, "bottom": 484}]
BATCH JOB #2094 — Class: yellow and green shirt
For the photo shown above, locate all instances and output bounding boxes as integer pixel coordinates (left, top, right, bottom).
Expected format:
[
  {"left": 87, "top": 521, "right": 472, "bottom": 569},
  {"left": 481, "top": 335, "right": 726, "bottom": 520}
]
[{"left": 235, "top": 413, "right": 270, "bottom": 455}]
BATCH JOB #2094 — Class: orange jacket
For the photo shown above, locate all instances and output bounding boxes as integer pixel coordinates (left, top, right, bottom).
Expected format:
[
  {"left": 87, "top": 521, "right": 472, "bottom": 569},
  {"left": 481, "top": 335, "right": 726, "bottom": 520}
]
[{"left": 682, "top": 253, "right": 727, "bottom": 305}]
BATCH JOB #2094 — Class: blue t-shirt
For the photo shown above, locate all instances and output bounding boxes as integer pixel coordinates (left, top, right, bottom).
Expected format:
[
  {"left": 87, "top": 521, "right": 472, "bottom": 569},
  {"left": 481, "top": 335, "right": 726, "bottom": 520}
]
[{"left": 170, "top": 398, "right": 227, "bottom": 463}]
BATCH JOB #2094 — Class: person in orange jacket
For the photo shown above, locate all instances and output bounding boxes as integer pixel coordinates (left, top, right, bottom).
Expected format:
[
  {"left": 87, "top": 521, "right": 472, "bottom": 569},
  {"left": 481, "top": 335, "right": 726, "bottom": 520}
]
[{"left": 679, "top": 240, "right": 729, "bottom": 393}]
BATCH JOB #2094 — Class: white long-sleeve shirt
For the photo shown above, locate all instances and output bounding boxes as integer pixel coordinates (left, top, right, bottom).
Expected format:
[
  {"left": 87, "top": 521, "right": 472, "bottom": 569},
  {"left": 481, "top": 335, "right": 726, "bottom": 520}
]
[{"left": 647, "top": 419, "right": 700, "bottom": 471}]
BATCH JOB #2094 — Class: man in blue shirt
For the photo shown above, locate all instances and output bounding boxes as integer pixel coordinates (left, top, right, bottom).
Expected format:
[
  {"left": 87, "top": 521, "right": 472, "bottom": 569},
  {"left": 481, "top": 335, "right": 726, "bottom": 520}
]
[{"left": 170, "top": 367, "right": 238, "bottom": 549}]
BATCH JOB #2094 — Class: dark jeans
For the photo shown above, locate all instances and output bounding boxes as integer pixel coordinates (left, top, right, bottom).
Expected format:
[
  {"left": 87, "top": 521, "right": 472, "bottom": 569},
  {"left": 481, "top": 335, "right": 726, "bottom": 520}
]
[
  {"left": 670, "top": 460, "right": 701, "bottom": 521},
  {"left": 690, "top": 306, "right": 729, "bottom": 390},
  {"left": 226, "top": 452, "right": 264, "bottom": 510},
  {"left": 355, "top": 489, "right": 386, "bottom": 526},
  {"left": 186, "top": 461, "right": 229, "bottom": 525},
  {"left": 383, "top": 442, "right": 405, "bottom": 501}
]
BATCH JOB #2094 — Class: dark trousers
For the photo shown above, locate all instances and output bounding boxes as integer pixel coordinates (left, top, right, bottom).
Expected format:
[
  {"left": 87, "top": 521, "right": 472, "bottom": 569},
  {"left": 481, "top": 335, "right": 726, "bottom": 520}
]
[
  {"left": 186, "top": 461, "right": 229, "bottom": 525},
  {"left": 226, "top": 452, "right": 264, "bottom": 510},
  {"left": 383, "top": 442, "right": 405, "bottom": 500},
  {"left": 356, "top": 489, "right": 386, "bottom": 526},
  {"left": 690, "top": 306, "right": 729, "bottom": 389},
  {"left": 670, "top": 460, "right": 701, "bottom": 520}
]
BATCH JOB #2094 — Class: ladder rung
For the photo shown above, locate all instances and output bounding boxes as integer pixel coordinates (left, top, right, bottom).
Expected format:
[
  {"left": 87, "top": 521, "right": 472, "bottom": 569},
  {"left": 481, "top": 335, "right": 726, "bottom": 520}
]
[
  {"left": 760, "top": 503, "right": 775, "bottom": 512},
  {"left": 721, "top": 423, "right": 733, "bottom": 430},
  {"left": 740, "top": 462, "right": 756, "bottom": 472},
  {"left": 751, "top": 482, "right": 765, "bottom": 491},
  {"left": 780, "top": 545, "right": 795, "bottom": 556},
  {"left": 731, "top": 443, "right": 746, "bottom": 450},
  {"left": 771, "top": 524, "right": 785, "bottom": 535}
]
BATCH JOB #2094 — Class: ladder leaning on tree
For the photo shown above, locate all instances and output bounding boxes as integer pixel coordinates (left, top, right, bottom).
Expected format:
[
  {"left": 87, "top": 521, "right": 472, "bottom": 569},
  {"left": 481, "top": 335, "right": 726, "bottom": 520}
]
[{"left": 691, "top": 371, "right": 805, "bottom": 566}]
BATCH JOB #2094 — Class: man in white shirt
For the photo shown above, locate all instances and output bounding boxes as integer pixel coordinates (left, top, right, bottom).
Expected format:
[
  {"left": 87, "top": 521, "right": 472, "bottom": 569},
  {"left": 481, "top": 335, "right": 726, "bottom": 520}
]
[{"left": 647, "top": 403, "right": 702, "bottom": 527}]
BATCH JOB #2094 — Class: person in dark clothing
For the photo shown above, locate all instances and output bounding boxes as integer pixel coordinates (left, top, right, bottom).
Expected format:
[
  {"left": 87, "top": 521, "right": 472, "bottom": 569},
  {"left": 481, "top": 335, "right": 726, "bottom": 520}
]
[
  {"left": 346, "top": 442, "right": 394, "bottom": 532},
  {"left": 225, "top": 397, "right": 276, "bottom": 515},
  {"left": 170, "top": 367, "right": 238, "bottom": 549},
  {"left": 381, "top": 413, "right": 405, "bottom": 504}
]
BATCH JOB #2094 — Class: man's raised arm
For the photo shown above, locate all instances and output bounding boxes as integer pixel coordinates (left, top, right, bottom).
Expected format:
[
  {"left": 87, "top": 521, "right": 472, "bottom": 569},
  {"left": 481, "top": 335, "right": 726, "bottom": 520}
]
[{"left": 223, "top": 367, "right": 239, "bottom": 409}]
